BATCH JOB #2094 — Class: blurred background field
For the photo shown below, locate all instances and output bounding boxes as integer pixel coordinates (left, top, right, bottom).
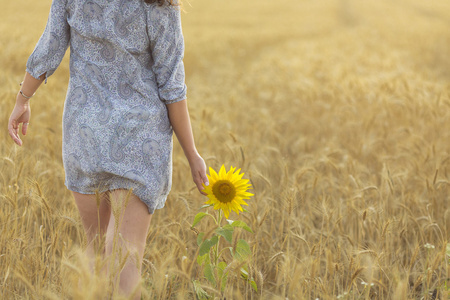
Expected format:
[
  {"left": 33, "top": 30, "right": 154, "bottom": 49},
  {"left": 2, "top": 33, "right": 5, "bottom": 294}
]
[{"left": 1, "top": 0, "right": 449, "bottom": 299}]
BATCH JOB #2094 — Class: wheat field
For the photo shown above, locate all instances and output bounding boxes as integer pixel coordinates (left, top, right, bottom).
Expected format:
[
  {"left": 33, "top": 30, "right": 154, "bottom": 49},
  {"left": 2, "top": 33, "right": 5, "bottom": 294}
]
[{"left": 1, "top": 0, "right": 449, "bottom": 299}]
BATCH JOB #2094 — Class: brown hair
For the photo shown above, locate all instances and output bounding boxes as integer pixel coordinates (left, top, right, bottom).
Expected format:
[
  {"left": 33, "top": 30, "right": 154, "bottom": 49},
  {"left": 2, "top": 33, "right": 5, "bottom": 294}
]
[{"left": 143, "top": 0, "right": 179, "bottom": 5}]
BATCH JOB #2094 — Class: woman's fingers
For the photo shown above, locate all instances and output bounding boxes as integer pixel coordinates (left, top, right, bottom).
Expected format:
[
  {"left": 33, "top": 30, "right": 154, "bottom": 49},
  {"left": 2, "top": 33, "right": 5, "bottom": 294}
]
[
  {"left": 8, "top": 119, "right": 22, "bottom": 146},
  {"left": 202, "top": 173, "right": 209, "bottom": 187},
  {"left": 189, "top": 156, "right": 208, "bottom": 195},
  {"left": 195, "top": 179, "right": 207, "bottom": 195},
  {"left": 199, "top": 169, "right": 209, "bottom": 195},
  {"left": 22, "top": 122, "right": 28, "bottom": 135},
  {"left": 194, "top": 171, "right": 208, "bottom": 195},
  {"left": 8, "top": 101, "right": 30, "bottom": 145}
]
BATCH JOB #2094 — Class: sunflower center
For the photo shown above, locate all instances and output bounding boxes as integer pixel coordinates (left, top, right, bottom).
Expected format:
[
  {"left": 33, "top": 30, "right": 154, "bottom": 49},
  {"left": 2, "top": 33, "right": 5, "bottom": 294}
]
[{"left": 212, "top": 180, "right": 236, "bottom": 203}]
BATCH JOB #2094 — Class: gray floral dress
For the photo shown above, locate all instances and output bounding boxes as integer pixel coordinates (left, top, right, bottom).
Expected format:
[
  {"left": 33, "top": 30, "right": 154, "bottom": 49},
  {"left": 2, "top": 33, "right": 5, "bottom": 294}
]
[{"left": 26, "top": 0, "right": 187, "bottom": 214}]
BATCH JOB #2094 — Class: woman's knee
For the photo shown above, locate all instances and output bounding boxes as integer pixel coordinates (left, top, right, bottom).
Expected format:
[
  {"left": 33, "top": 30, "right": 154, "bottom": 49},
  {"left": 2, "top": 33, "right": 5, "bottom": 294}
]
[{"left": 105, "top": 227, "right": 148, "bottom": 264}]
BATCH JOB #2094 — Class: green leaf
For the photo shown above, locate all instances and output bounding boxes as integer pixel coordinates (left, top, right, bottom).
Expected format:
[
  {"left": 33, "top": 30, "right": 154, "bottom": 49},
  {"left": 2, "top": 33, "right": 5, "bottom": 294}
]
[
  {"left": 199, "top": 204, "right": 214, "bottom": 210},
  {"left": 215, "top": 226, "right": 234, "bottom": 243},
  {"left": 240, "top": 266, "right": 249, "bottom": 279},
  {"left": 197, "top": 252, "right": 209, "bottom": 266},
  {"left": 218, "top": 261, "right": 227, "bottom": 271},
  {"left": 242, "top": 207, "right": 249, "bottom": 213},
  {"left": 239, "top": 265, "right": 257, "bottom": 292},
  {"left": 447, "top": 243, "right": 450, "bottom": 265},
  {"left": 217, "top": 261, "right": 228, "bottom": 292},
  {"left": 231, "top": 220, "right": 254, "bottom": 233},
  {"left": 193, "top": 212, "right": 209, "bottom": 227},
  {"left": 204, "top": 263, "right": 216, "bottom": 285},
  {"left": 192, "top": 279, "right": 211, "bottom": 300},
  {"left": 223, "top": 224, "right": 234, "bottom": 230},
  {"left": 199, "top": 235, "right": 219, "bottom": 256},
  {"left": 250, "top": 280, "right": 258, "bottom": 292},
  {"left": 197, "top": 232, "right": 205, "bottom": 247},
  {"left": 234, "top": 239, "right": 251, "bottom": 261}
]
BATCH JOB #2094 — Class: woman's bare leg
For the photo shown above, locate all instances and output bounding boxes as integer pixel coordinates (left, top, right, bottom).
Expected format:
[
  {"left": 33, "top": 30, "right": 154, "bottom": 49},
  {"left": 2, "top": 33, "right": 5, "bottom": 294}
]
[
  {"left": 105, "top": 189, "right": 153, "bottom": 300},
  {"left": 72, "top": 190, "right": 111, "bottom": 274}
]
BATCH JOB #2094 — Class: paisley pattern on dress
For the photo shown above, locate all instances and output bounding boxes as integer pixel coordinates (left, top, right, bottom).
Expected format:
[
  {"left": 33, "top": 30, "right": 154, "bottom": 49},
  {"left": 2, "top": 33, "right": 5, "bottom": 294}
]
[
  {"left": 79, "top": 124, "right": 102, "bottom": 172},
  {"left": 109, "top": 105, "right": 151, "bottom": 162},
  {"left": 98, "top": 95, "right": 114, "bottom": 124},
  {"left": 65, "top": 153, "right": 82, "bottom": 182},
  {"left": 142, "top": 138, "right": 163, "bottom": 168},
  {"left": 82, "top": 1, "right": 103, "bottom": 21},
  {"left": 114, "top": 1, "right": 143, "bottom": 38},
  {"left": 26, "top": 0, "right": 187, "bottom": 214},
  {"left": 117, "top": 72, "right": 135, "bottom": 99},
  {"left": 85, "top": 62, "right": 106, "bottom": 85},
  {"left": 70, "top": 86, "right": 88, "bottom": 106},
  {"left": 100, "top": 43, "right": 116, "bottom": 62}
]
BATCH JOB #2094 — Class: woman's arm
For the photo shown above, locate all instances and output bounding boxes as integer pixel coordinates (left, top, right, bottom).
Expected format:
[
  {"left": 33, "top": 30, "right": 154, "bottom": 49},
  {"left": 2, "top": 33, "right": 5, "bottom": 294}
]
[
  {"left": 21, "top": 71, "right": 46, "bottom": 98},
  {"left": 8, "top": 71, "right": 46, "bottom": 146},
  {"left": 9, "top": 0, "right": 70, "bottom": 146},
  {"left": 167, "top": 99, "right": 209, "bottom": 195},
  {"left": 147, "top": 6, "right": 206, "bottom": 194}
]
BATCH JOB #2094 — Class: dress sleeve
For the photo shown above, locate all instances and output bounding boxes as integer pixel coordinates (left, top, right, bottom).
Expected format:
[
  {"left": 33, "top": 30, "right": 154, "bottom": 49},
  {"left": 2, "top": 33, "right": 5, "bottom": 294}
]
[
  {"left": 26, "top": 0, "right": 70, "bottom": 83},
  {"left": 147, "top": 4, "right": 187, "bottom": 104}
]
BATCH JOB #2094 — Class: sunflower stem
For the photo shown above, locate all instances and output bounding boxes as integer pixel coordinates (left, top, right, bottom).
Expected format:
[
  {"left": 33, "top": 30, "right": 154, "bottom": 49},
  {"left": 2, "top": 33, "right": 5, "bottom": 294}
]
[
  {"left": 218, "top": 209, "right": 222, "bottom": 226},
  {"left": 215, "top": 210, "right": 222, "bottom": 266},
  {"left": 215, "top": 209, "right": 222, "bottom": 291}
]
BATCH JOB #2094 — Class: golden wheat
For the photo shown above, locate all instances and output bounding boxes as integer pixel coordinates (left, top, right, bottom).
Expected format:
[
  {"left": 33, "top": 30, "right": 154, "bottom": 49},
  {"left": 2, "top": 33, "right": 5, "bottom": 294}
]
[{"left": 1, "top": 0, "right": 449, "bottom": 299}]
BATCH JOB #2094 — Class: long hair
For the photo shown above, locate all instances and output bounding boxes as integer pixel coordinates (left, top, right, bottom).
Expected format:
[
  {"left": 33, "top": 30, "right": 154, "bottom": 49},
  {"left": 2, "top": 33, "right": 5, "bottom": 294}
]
[{"left": 143, "top": 0, "right": 179, "bottom": 5}]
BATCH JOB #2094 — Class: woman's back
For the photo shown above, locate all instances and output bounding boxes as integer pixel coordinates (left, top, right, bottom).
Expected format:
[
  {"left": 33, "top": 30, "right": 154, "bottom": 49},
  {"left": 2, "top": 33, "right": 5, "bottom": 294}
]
[
  {"left": 68, "top": 0, "right": 156, "bottom": 104},
  {"left": 28, "top": 0, "right": 186, "bottom": 107}
]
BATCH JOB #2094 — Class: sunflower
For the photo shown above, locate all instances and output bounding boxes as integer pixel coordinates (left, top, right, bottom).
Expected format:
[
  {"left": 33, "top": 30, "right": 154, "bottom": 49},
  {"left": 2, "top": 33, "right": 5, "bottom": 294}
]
[{"left": 202, "top": 165, "right": 254, "bottom": 219}]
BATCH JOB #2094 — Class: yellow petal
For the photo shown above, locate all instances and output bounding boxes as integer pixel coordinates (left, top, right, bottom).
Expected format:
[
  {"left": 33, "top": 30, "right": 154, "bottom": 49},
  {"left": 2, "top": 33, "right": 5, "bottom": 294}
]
[
  {"left": 223, "top": 207, "right": 230, "bottom": 219},
  {"left": 228, "top": 166, "right": 236, "bottom": 178},
  {"left": 219, "top": 164, "right": 226, "bottom": 178},
  {"left": 235, "top": 179, "right": 249, "bottom": 185},
  {"left": 209, "top": 167, "right": 219, "bottom": 181},
  {"left": 234, "top": 203, "right": 243, "bottom": 213},
  {"left": 234, "top": 196, "right": 248, "bottom": 204},
  {"left": 235, "top": 172, "right": 245, "bottom": 180},
  {"left": 230, "top": 174, "right": 244, "bottom": 184},
  {"left": 206, "top": 174, "right": 213, "bottom": 182},
  {"left": 202, "top": 182, "right": 212, "bottom": 191}
]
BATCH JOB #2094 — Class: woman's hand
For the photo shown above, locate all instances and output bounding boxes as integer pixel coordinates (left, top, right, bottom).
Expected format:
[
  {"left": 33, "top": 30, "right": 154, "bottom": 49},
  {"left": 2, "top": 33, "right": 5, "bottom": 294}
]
[
  {"left": 166, "top": 100, "right": 209, "bottom": 195},
  {"left": 188, "top": 153, "right": 209, "bottom": 196},
  {"left": 8, "top": 95, "right": 31, "bottom": 146}
]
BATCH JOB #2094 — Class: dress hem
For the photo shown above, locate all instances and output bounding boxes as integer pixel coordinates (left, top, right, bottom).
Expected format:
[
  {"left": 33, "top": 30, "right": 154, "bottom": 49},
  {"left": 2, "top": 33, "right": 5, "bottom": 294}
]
[{"left": 65, "top": 182, "right": 167, "bottom": 214}]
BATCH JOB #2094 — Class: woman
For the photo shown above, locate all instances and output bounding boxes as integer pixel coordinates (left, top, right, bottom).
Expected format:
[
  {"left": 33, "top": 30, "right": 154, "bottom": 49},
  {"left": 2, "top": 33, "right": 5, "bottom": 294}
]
[{"left": 7, "top": 0, "right": 208, "bottom": 298}]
